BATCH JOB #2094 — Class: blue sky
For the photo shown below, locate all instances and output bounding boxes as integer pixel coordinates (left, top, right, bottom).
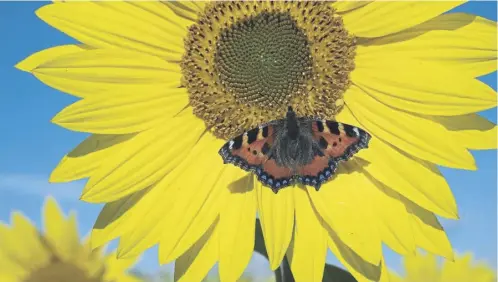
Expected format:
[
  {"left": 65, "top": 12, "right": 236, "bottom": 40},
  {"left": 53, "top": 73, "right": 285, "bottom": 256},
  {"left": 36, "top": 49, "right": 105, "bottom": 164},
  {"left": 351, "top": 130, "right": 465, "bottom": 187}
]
[{"left": 0, "top": 1, "right": 496, "bottom": 279}]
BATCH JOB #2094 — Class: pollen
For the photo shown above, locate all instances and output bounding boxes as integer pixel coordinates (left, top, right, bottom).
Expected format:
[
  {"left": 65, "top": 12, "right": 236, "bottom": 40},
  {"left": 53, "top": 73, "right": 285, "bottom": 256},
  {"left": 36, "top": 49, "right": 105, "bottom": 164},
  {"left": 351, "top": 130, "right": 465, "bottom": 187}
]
[{"left": 182, "top": 1, "right": 356, "bottom": 140}]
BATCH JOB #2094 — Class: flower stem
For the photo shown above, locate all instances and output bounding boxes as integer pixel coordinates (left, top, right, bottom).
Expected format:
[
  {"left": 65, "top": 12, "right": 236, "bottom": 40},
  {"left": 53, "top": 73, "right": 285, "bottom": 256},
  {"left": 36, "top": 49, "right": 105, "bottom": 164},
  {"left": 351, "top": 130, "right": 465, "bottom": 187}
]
[{"left": 275, "top": 257, "right": 295, "bottom": 282}]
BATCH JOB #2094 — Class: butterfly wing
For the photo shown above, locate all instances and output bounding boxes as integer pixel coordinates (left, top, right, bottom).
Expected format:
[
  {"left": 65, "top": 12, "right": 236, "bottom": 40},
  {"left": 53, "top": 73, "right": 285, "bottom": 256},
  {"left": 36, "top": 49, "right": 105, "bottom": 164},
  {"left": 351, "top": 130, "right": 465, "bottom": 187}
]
[
  {"left": 311, "top": 120, "right": 371, "bottom": 160},
  {"left": 296, "top": 119, "right": 371, "bottom": 190},
  {"left": 219, "top": 123, "right": 294, "bottom": 192}
]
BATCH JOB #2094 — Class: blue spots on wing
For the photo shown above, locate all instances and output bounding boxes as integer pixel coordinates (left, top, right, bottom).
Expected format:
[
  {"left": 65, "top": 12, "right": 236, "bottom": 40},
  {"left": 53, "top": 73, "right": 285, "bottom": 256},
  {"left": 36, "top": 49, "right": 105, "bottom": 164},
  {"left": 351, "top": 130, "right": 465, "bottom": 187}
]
[{"left": 254, "top": 167, "right": 294, "bottom": 193}]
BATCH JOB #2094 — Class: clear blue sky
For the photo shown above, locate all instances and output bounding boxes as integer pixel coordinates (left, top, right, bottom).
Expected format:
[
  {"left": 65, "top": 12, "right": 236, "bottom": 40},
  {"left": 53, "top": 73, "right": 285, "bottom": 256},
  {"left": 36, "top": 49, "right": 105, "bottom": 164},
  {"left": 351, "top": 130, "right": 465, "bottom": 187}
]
[{"left": 0, "top": 1, "right": 496, "bottom": 278}]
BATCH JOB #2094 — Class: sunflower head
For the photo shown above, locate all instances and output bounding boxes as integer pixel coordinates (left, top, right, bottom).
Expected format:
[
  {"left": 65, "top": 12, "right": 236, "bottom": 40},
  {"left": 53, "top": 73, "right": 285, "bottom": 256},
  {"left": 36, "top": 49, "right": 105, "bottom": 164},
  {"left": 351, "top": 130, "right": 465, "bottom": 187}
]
[
  {"left": 182, "top": 1, "right": 356, "bottom": 139},
  {"left": 0, "top": 196, "right": 140, "bottom": 282},
  {"left": 13, "top": 1, "right": 498, "bottom": 282}
]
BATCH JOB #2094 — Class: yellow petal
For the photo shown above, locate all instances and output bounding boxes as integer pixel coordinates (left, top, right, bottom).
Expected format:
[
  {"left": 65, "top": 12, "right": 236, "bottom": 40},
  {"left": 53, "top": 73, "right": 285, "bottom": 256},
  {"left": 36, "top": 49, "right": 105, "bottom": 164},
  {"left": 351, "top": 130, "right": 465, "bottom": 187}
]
[
  {"left": 405, "top": 201, "right": 454, "bottom": 259},
  {"left": 95, "top": 183, "right": 164, "bottom": 255},
  {"left": 347, "top": 162, "right": 416, "bottom": 256},
  {"left": 158, "top": 149, "right": 234, "bottom": 264},
  {"left": 31, "top": 48, "right": 181, "bottom": 99},
  {"left": 352, "top": 55, "right": 497, "bottom": 116},
  {"left": 338, "top": 107, "right": 459, "bottom": 219},
  {"left": 77, "top": 235, "right": 106, "bottom": 275},
  {"left": 81, "top": 114, "right": 205, "bottom": 202},
  {"left": 0, "top": 273, "right": 21, "bottom": 282},
  {"left": 52, "top": 89, "right": 188, "bottom": 135},
  {"left": 175, "top": 221, "right": 219, "bottom": 282},
  {"left": 361, "top": 13, "right": 497, "bottom": 77},
  {"left": 256, "top": 182, "right": 295, "bottom": 270},
  {"left": 0, "top": 224, "right": 29, "bottom": 279},
  {"left": 91, "top": 188, "right": 149, "bottom": 249},
  {"left": 0, "top": 222, "right": 36, "bottom": 268},
  {"left": 15, "top": 44, "right": 87, "bottom": 72},
  {"left": 430, "top": 114, "right": 497, "bottom": 150},
  {"left": 309, "top": 166, "right": 382, "bottom": 266},
  {"left": 15, "top": 45, "right": 103, "bottom": 98},
  {"left": 441, "top": 253, "right": 496, "bottom": 282},
  {"left": 10, "top": 213, "right": 51, "bottom": 268},
  {"left": 36, "top": 2, "right": 190, "bottom": 60},
  {"left": 361, "top": 143, "right": 458, "bottom": 219},
  {"left": 165, "top": 1, "right": 205, "bottom": 22},
  {"left": 440, "top": 253, "right": 471, "bottom": 282},
  {"left": 50, "top": 134, "right": 134, "bottom": 183},
  {"left": 103, "top": 251, "right": 139, "bottom": 282},
  {"left": 43, "top": 196, "right": 80, "bottom": 261},
  {"left": 219, "top": 174, "right": 257, "bottom": 282},
  {"left": 344, "top": 86, "right": 476, "bottom": 170},
  {"left": 115, "top": 135, "right": 225, "bottom": 261},
  {"left": 340, "top": 1, "right": 464, "bottom": 38},
  {"left": 331, "top": 1, "right": 371, "bottom": 13},
  {"left": 327, "top": 231, "right": 382, "bottom": 282},
  {"left": 286, "top": 187, "right": 327, "bottom": 282},
  {"left": 404, "top": 252, "right": 440, "bottom": 281}
]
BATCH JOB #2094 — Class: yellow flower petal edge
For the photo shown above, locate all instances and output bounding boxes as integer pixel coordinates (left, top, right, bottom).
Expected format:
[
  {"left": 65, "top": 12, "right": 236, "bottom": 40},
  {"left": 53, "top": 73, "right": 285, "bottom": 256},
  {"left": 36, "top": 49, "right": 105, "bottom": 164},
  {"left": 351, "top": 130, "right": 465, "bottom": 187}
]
[
  {"left": 360, "top": 13, "right": 497, "bottom": 77},
  {"left": 430, "top": 114, "right": 497, "bottom": 150},
  {"left": 0, "top": 196, "right": 139, "bottom": 282},
  {"left": 15, "top": 44, "right": 88, "bottom": 72},
  {"left": 157, "top": 139, "right": 229, "bottom": 265},
  {"left": 36, "top": 2, "right": 190, "bottom": 60},
  {"left": 91, "top": 189, "right": 149, "bottom": 250},
  {"left": 257, "top": 183, "right": 295, "bottom": 270},
  {"left": 330, "top": 1, "right": 371, "bottom": 13},
  {"left": 352, "top": 55, "right": 497, "bottom": 116},
  {"left": 37, "top": 48, "right": 182, "bottom": 100},
  {"left": 441, "top": 253, "right": 496, "bottom": 282},
  {"left": 80, "top": 114, "right": 205, "bottom": 203},
  {"left": 286, "top": 187, "right": 327, "bottom": 282},
  {"left": 344, "top": 170, "right": 416, "bottom": 256},
  {"left": 218, "top": 174, "right": 257, "bottom": 282},
  {"left": 405, "top": 202, "right": 454, "bottom": 260},
  {"left": 111, "top": 135, "right": 224, "bottom": 260},
  {"left": 50, "top": 134, "right": 135, "bottom": 183},
  {"left": 392, "top": 251, "right": 496, "bottom": 282},
  {"left": 174, "top": 220, "right": 219, "bottom": 282},
  {"left": 165, "top": 1, "right": 206, "bottom": 22},
  {"left": 340, "top": 1, "right": 464, "bottom": 38},
  {"left": 327, "top": 230, "right": 382, "bottom": 282},
  {"left": 44, "top": 198, "right": 80, "bottom": 261},
  {"left": 345, "top": 86, "right": 477, "bottom": 170},
  {"left": 309, "top": 168, "right": 383, "bottom": 266},
  {"left": 357, "top": 137, "right": 459, "bottom": 219}
]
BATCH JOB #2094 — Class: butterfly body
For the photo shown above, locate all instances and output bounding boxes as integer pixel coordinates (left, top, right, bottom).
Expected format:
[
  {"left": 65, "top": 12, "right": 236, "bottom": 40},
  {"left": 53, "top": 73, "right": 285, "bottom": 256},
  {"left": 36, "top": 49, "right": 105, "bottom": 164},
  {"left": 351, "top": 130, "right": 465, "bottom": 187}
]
[{"left": 219, "top": 107, "right": 371, "bottom": 193}]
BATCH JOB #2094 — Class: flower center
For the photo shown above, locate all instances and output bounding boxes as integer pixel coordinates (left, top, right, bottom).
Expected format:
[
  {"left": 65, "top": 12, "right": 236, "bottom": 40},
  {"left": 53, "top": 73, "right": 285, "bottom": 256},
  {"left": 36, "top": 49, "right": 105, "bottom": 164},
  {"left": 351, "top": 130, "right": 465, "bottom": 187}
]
[
  {"left": 182, "top": 1, "right": 356, "bottom": 140},
  {"left": 24, "top": 258, "right": 104, "bottom": 282},
  {"left": 215, "top": 12, "right": 312, "bottom": 108}
]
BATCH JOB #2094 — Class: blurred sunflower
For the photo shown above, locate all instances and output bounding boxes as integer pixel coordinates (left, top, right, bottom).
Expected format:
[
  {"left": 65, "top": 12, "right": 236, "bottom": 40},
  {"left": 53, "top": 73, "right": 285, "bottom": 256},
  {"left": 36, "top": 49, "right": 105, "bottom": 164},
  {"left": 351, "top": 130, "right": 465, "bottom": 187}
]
[
  {"left": 388, "top": 252, "right": 496, "bottom": 282},
  {"left": 16, "top": 1, "right": 497, "bottom": 281},
  {"left": 0, "top": 196, "right": 140, "bottom": 282}
]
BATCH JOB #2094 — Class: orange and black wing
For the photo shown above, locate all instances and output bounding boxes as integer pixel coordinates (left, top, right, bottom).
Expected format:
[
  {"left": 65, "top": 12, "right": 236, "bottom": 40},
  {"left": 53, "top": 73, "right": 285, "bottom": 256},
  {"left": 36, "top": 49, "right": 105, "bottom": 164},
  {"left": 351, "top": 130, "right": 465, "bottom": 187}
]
[
  {"left": 219, "top": 124, "right": 294, "bottom": 192},
  {"left": 296, "top": 120, "right": 371, "bottom": 190}
]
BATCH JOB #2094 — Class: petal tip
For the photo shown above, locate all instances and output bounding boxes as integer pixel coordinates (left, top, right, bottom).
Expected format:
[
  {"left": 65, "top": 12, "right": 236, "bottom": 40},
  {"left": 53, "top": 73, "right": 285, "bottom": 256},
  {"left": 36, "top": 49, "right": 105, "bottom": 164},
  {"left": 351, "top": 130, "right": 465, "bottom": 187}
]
[
  {"left": 14, "top": 59, "right": 34, "bottom": 72},
  {"left": 79, "top": 188, "right": 97, "bottom": 203},
  {"left": 35, "top": 4, "right": 54, "bottom": 21},
  {"left": 51, "top": 115, "right": 63, "bottom": 126},
  {"left": 49, "top": 167, "right": 66, "bottom": 183}
]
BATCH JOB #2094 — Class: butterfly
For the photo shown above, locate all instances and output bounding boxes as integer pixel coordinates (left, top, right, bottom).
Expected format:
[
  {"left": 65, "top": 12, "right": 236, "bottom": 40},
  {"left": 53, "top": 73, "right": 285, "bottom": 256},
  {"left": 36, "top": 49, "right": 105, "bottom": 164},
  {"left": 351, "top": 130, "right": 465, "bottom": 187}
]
[{"left": 219, "top": 106, "right": 371, "bottom": 193}]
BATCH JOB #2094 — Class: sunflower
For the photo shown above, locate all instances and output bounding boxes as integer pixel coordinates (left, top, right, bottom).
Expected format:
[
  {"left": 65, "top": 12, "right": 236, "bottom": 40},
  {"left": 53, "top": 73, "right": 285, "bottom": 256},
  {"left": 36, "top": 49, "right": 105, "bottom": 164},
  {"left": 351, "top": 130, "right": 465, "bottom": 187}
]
[
  {"left": 388, "top": 252, "right": 496, "bottom": 282},
  {"left": 0, "top": 196, "right": 140, "bottom": 282},
  {"left": 16, "top": 1, "right": 497, "bottom": 281}
]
